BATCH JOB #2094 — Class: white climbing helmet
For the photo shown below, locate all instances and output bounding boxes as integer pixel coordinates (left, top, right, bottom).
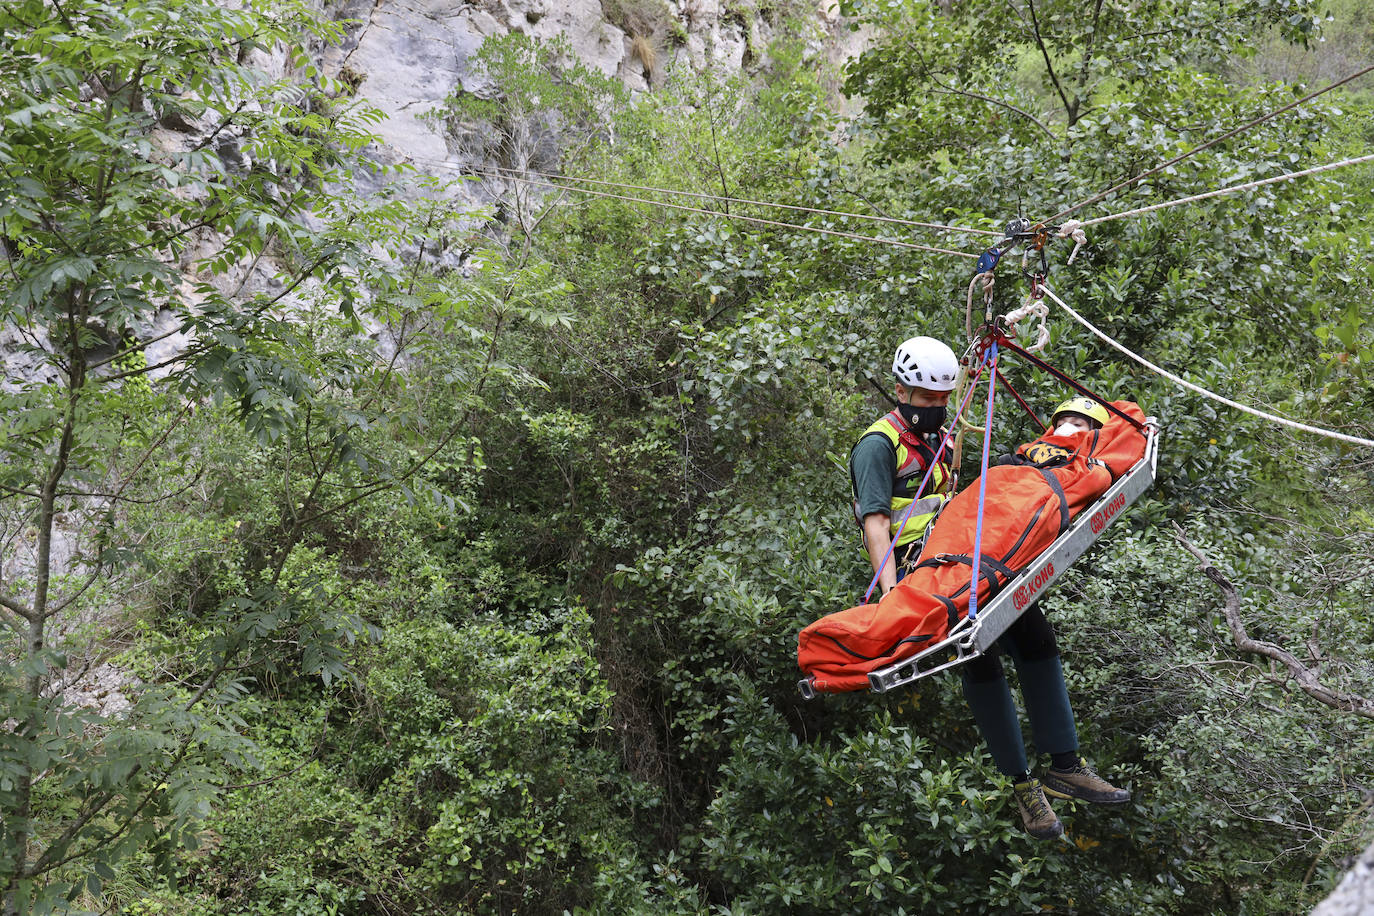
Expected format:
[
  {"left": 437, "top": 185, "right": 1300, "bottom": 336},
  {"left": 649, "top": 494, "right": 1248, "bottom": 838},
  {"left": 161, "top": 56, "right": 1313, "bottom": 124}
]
[{"left": 892, "top": 336, "right": 958, "bottom": 391}]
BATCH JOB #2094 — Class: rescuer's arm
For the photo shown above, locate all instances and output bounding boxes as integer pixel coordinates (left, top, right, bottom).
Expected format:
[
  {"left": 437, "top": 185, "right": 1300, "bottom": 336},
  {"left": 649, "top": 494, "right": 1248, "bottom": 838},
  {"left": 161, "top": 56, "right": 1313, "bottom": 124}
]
[
  {"left": 851, "top": 434, "right": 900, "bottom": 598},
  {"left": 862, "top": 512, "right": 898, "bottom": 598}
]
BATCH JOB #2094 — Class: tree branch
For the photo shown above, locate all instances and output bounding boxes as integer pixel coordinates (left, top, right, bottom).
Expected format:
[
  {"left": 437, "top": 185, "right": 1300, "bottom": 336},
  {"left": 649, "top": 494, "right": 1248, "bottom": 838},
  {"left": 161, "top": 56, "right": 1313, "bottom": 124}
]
[
  {"left": 911, "top": 46, "right": 1055, "bottom": 139},
  {"left": 1078, "top": 0, "right": 1106, "bottom": 90},
  {"left": 1172, "top": 523, "right": 1374, "bottom": 720},
  {"left": 0, "top": 595, "right": 33, "bottom": 627},
  {"left": 928, "top": 87, "right": 1056, "bottom": 140},
  {"left": 218, "top": 720, "right": 328, "bottom": 791},
  {"left": 1023, "top": 0, "right": 1078, "bottom": 124}
]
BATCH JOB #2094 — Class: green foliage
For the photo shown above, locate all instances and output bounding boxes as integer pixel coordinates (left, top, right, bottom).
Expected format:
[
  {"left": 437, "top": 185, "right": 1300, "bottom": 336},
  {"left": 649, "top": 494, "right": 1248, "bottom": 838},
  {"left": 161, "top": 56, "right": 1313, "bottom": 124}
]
[
  {"left": 701, "top": 697, "right": 1073, "bottom": 914},
  {"left": 133, "top": 586, "right": 634, "bottom": 915},
  {"left": 2, "top": 3, "right": 1368, "bottom": 913},
  {"left": 0, "top": 0, "right": 568, "bottom": 907}
]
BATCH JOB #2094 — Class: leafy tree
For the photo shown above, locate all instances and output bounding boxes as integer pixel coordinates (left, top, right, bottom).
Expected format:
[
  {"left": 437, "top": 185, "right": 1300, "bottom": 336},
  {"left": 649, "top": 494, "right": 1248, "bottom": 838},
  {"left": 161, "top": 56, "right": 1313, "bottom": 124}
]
[{"left": 0, "top": 0, "right": 509, "bottom": 908}]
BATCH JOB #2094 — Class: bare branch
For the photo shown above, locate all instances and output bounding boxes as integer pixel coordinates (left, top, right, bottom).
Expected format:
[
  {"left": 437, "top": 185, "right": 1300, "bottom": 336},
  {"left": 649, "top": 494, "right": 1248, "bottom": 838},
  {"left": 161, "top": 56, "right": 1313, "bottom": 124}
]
[
  {"left": 1173, "top": 523, "right": 1374, "bottom": 720},
  {"left": 0, "top": 594, "right": 33, "bottom": 626},
  {"left": 218, "top": 720, "right": 328, "bottom": 791},
  {"left": 0, "top": 482, "right": 44, "bottom": 499},
  {"left": 928, "top": 87, "right": 1056, "bottom": 139},
  {"left": 1023, "top": 0, "right": 1078, "bottom": 123},
  {"left": 46, "top": 562, "right": 106, "bottom": 617},
  {"left": 910, "top": 46, "right": 1055, "bottom": 139}
]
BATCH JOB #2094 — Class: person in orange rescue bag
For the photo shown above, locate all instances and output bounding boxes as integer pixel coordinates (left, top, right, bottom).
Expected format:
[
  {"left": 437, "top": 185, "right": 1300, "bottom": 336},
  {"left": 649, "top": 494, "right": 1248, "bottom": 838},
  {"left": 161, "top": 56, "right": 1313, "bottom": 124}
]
[
  {"left": 848, "top": 336, "right": 958, "bottom": 598},
  {"left": 810, "top": 376, "right": 1148, "bottom": 839},
  {"left": 961, "top": 394, "right": 1130, "bottom": 840}
]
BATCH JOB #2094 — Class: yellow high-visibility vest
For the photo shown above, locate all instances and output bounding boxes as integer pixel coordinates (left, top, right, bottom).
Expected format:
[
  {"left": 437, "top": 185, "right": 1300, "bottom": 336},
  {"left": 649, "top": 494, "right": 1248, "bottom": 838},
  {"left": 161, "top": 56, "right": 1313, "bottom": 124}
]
[{"left": 852, "top": 410, "right": 951, "bottom": 549}]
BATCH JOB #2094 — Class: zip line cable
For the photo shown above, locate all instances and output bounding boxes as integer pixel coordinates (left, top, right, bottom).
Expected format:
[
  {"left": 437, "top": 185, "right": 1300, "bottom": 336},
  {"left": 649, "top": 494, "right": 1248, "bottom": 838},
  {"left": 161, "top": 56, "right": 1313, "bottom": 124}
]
[
  {"left": 1082, "top": 152, "right": 1374, "bottom": 226},
  {"left": 404, "top": 147, "right": 1370, "bottom": 447},
  {"left": 408, "top": 155, "right": 999, "bottom": 238},
  {"left": 434, "top": 161, "right": 980, "bottom": 259},
  {"left": 475, "top": 163, "right": 1002, "bottom": 238},
  {"left": 1048, "top": 62, "right": 1374, "bottom": 224},
  {"left": 1040, "top": 284, "right": 1374, "bottom": 449}
]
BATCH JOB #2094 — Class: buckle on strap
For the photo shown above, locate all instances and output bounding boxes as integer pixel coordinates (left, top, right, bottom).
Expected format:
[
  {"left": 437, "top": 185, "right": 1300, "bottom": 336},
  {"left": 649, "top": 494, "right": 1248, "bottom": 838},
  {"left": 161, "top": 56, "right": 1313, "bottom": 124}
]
[{"left": 917, "top": 552, "right": 965, "bottom": 569}]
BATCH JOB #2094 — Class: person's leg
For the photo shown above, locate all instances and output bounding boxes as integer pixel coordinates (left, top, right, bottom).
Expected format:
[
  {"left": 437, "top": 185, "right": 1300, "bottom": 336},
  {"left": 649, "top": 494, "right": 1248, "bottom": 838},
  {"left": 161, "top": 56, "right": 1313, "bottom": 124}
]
[
  {"left": 962, "top": 651, "right": 1063, "bottom": 839},
  {"left": 1001, "top": 604, "right": 1078, "bottom": 762},
  {"left": 1004, "top": 604, "right": 1130, "bottom": 805},
  {"left": 960, "top": 652, "right": 1028, "bottom": 778}
]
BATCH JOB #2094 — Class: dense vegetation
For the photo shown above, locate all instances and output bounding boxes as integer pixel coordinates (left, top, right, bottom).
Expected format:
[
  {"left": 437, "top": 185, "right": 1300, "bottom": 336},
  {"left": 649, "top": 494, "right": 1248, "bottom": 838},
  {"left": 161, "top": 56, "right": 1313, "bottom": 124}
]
[{"left": 1, "top": 0, "right": 1371, "bottom": 912}]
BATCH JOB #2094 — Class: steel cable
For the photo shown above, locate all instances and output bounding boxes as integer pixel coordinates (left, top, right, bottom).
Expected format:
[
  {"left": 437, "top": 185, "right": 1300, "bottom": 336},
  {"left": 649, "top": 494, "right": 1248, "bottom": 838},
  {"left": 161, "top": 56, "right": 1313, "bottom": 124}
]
[
  {"left": 408, "top": 155, "right": 1000, "bottom": 238},
  {"left": 479, "top": 164, "right": 1001, "bottom": 237},
  {"left": 1048, "top": 62, "right": 1374, "bottom": 224},
  {"left": 1079, "top": 152, "right": 1374, "bottom": 227},
  {"left": 443, "top": 162, "right": 980, "bottom": 259}
]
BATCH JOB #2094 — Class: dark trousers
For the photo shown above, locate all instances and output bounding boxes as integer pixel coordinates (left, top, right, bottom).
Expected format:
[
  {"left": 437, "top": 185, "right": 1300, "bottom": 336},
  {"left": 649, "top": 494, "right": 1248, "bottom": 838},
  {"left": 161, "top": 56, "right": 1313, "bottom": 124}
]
[{"left": 959, "top": 603, "right": 1078, "bottom": 777}]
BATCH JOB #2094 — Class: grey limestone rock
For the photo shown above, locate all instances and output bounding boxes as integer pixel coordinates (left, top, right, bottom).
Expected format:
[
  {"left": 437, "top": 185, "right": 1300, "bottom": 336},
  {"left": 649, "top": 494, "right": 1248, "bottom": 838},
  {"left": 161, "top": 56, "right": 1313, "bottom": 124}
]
[{"left": 1312, "top": 841, "right": 1374, "bottom": 916}]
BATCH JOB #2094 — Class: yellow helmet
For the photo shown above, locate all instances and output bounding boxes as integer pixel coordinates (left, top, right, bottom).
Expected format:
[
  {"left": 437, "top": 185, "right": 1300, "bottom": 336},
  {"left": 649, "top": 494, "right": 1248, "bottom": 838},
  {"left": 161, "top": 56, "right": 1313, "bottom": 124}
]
[{"left": 1050, "top": 396, "right": 1109, "bottom": 429}]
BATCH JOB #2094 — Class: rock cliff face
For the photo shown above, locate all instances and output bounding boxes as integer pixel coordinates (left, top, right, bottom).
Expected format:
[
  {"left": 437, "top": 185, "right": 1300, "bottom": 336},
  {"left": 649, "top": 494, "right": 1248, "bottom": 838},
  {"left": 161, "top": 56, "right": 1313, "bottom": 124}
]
[{"left": 312, "top": 0, "right": 860, "bottom": 171}]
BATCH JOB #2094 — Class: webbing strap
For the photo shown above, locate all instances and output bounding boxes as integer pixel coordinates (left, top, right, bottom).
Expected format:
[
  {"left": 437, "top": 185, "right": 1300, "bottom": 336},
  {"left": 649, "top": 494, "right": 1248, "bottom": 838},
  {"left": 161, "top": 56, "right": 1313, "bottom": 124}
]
[
  {"left": 1000, "top": 337, "right": 1146, "bottom": 431},
  {"left": 1036, "top": 467, "right": 1071, "bottom": 534},
  {"left": 995, "top": 366, "right": 1044, "bottom": 429},
  {"left": 968, "top": 342, "right": 999, "bottom": 622},
  {"left": 933, "top": 594, "right": 960, "bottom": 632},
  {"left": 917, "top": 552, "right": 1017, "bottom": 581},
  {"left": 863, "top": 354, "right": 988, "bottom": 604},
  {"left": 917, "top": 553, "right": 1013, "bottom": 609}
]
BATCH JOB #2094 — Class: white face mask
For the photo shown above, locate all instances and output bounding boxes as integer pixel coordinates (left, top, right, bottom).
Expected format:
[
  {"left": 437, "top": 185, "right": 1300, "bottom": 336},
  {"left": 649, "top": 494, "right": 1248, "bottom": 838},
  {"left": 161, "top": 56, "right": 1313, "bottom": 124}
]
[{"left": 1053, "top": 422, "right": 1082, "bottom": 437}]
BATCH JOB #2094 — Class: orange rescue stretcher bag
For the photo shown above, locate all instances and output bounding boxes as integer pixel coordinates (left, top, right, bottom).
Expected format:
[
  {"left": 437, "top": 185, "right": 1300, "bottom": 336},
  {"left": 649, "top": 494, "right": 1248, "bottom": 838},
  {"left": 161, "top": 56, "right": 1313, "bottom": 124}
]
[{"left": 797, "top": 401, "right": 1147, "bottom": 693}]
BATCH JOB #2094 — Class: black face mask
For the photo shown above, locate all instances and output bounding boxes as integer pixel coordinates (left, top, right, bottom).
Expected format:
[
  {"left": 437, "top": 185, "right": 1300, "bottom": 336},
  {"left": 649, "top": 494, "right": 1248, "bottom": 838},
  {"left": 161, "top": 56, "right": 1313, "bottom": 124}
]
[{"left": 897, "top": 403, "right": 946, "bottom": 433}]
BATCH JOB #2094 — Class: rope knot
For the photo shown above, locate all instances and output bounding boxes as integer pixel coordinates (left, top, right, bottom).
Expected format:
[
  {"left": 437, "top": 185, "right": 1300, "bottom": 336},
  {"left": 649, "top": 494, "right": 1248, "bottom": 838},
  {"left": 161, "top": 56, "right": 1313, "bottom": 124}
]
[
  {"left": 1057, "top": 219, "right": 1088, "bottom": 264},
  {"left": 1003, "top": 296, "right": 1051, "bottom": 353}
]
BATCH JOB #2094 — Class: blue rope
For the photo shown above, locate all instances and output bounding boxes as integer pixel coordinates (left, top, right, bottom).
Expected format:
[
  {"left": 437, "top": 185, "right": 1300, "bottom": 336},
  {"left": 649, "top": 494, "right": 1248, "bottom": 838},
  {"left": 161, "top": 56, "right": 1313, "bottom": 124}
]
[
  {"left": 967, "top": 341, "right": 999, "bottom": 621},
  {"left": 862, "top": 354, "right": 989, "bottom": 604}
]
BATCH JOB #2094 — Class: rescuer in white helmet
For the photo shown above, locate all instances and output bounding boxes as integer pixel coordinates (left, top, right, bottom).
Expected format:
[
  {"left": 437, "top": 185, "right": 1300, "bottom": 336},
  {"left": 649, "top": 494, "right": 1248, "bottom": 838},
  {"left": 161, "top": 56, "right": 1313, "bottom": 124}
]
[
  {"left": 854, "top": 362, "right": 1131, "bottom": 840},
  {"left": 848, "top": 336, "right": 960, "bottom": 597}
]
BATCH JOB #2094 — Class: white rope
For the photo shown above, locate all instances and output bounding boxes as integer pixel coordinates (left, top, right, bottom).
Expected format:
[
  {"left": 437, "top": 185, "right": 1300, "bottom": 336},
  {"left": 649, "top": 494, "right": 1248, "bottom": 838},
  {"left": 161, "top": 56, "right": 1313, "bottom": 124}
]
[
  {"left": 1040, "top": 284, "right": 1374, "bottom": 449},
  {"left": 477, "top": 164, "right": 1002, "bottom": 238},
  {"left": 1056, "top": 219, "right": 1088, "bottom": 262},
  {"left": 1081, "top": 152, "right": 1374, "bottom": 227},
  {"left": 965, "top": 270, "right": 995, "bottom": 340},
  {"left": 435, "top": 162, "right": 981, "bottom": 259}
]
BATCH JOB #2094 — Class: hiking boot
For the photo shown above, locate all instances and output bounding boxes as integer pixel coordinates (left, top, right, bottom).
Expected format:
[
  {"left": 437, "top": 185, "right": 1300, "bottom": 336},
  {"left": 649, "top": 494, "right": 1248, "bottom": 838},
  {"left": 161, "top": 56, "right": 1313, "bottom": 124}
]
[
  {"left": 1012, "top": 778, "right": 1063, "bottom": 840},
  {"left": 1041, "top": 758, "right": 1131, "bottom": 804}
]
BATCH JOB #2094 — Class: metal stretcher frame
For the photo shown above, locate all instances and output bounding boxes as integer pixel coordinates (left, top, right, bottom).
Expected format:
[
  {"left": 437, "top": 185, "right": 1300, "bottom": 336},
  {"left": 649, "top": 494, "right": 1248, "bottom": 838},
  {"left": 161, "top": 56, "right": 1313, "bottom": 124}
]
[{"left": 860, "top": 418, "right": 1161, "bottom": 695}]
